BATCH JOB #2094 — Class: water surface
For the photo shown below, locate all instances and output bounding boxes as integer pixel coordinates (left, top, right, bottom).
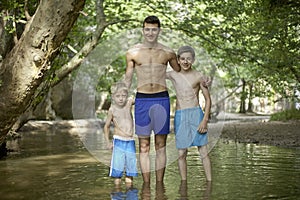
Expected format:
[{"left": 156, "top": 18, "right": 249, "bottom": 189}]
[{"left": 0, "top": 129, "right": 299, "bottom": 200}]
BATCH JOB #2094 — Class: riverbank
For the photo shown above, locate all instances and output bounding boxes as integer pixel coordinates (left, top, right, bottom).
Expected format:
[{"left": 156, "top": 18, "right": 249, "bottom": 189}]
[
  {"left": 17, "top": 115, "right": 300, "bottom": 148},
  {"left": 221, "top": 120, "right": 300, "bottom": 148}
]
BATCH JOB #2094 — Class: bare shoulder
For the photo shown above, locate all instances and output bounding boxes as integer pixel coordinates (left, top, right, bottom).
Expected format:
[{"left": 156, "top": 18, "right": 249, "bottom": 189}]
[
  {"left": 157, "top": 43, "right": 175, "bottom": 54},
  {"left": 192, "top": 69, "right": 204, "bottom": 78},
  {"left": 127, "top": 43, "right": 143, "bottom": 54}
]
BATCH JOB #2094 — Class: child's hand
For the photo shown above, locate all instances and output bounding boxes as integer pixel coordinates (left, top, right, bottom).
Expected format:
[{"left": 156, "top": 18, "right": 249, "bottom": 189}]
[
  {"left": 106, "top": 142, "right": 113, "bottom": 150},
  {"left": 198, "top": 121, "right": 208, "bottom": 134}
]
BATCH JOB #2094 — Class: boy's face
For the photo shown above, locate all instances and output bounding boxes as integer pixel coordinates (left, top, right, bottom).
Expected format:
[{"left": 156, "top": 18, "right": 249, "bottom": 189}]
[
  {"left": 113, "top": 90, "right": 128, "bottom": 107},
  {"left": 178, "top": 52, "right": 194, "bottom": 71},
  {"left": 143, "top": 23, "right": 160, "bottom": 43}
]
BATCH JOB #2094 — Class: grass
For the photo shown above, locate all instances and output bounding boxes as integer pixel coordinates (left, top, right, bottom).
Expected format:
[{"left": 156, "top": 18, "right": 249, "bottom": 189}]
[{"left": 270, "top": 109, "right": 300, "bottom": 121}]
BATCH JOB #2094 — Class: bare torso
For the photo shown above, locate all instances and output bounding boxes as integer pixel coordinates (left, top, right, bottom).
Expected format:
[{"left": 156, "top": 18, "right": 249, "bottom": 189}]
[
  {"left": 167, "top": 69, "right": 204, "bottom": 110},
  {"left": 127, "top": 43, "right": 175, "bottom": 93},
  {"left": 110, "top": 99, "right": 134, "bottom": 138}
]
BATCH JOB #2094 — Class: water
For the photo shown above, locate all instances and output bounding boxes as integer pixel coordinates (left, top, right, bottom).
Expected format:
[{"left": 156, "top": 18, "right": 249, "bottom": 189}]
[{"left": 0, "top": 128, "right": 299, "bottom": 200}]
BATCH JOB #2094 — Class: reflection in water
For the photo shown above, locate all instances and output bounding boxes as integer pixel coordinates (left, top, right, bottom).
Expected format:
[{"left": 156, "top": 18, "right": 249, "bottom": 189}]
[
  {"left": 110, "top": 184, "right": 138, "bottom": 200},
  {"left": 178, "top": 180, "right": 188, "bottom": 199},
  {"left": 0, "top": 129, "right": 299, "bottom": 200}
]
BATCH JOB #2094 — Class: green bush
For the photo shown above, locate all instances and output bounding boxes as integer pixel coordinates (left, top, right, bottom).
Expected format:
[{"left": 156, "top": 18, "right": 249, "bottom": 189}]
[{"left": 270, "top": 109, "right": 300, "bottom": 121}]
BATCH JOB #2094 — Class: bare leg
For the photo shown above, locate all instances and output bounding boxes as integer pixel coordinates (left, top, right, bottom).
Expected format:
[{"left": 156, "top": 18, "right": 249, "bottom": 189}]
[
  {"left": 154, "top": 134, "right": 167, "bottom": 182},
  {"left": 178, "top": 148, "right": 188, "bottom": 180},
  {"left": 139, "top": 137, "right": 151, "bottom": 182},
  {"left": 198, "top": 145, "right": 212, "bottom": 181}
]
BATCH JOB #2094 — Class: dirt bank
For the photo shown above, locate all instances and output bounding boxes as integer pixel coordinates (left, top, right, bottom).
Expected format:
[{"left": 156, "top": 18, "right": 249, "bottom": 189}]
[{"left": 221, "top": 120, "right": 300, "bottom": 148}]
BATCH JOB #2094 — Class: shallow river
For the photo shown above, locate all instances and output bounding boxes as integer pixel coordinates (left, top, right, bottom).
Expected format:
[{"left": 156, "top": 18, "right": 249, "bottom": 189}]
[{"left": 0, "top": 128, "right": 299, "bottom": 200}]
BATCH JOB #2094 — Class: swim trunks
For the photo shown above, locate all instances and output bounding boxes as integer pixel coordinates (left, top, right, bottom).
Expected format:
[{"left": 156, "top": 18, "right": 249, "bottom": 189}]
[
  {"left": 134, "top": 91, "right": 170, "bottom": 136},
  {"left": 109, "top": 135, "right": 138, "bottom": 178},
  {"left": 174, "top": 106, "right": 208, "bottom": 149}
]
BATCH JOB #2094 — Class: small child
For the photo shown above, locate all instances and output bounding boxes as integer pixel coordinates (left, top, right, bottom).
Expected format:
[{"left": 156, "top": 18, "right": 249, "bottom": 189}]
[
  {"left": 166, "top": 45, "right": 212, "bottom": 181},
  {"left": 104, "top": 81, "right": 138, "bottom": 185}
]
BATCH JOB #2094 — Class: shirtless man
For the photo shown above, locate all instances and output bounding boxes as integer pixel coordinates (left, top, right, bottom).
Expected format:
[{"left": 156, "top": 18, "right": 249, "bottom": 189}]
[
  {"left": 166, "top": 45, "right": 212, "bottom": 181},
  {"left": 124, "top": 15, "right": 180, "bottom": 183},
  {"left": 104, "top": 81, "right": 138, "bottom": 185}
]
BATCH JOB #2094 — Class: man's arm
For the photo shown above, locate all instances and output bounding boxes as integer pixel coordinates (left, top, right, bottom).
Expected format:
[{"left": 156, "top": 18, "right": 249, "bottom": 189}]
[
  {"left": 124, "top": 51, "right": 135, "bottom": 89},
  {"left": 201, "top": 75, "right": 212, "bottom": 88},
  {"left": 169, "top": 51, "right": 181, "bottom": 72}
]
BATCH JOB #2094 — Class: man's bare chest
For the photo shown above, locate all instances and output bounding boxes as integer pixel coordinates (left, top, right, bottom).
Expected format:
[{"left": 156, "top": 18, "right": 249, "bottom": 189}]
[{"left": 134, "top": 49, "right": 169, "bottom": 65}]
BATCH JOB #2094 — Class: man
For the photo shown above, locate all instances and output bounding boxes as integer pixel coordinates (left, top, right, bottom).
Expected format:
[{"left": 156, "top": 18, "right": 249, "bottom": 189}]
[{"left": 124, "top": 15, "right": 180, "bottom": 183}]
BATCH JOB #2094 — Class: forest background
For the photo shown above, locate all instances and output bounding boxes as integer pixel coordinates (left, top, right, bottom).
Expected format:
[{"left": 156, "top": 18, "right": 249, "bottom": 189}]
[{"left": 0, "top": 0, "right": 299, "bottom": 153}]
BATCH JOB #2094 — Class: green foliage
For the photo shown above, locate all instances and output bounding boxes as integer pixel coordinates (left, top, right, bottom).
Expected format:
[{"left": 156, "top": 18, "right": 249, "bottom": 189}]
[
  {"left": 270, "top": 109, "right": 300, "bottom": 121},
  {"left": 2, "top": 0, "right": 299, "bottom": 113}
]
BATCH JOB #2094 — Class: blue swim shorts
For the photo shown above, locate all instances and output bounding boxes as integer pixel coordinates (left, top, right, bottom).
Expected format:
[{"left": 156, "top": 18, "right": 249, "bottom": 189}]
[
  {"left": 134, "top": 91, "right": 170, "bottom": 136},
  {"left": 174, "top": 106, "right": 208, "bottom": 149},
  {"left": 109, "top": 136, "right": 138, "bottom": 178}
]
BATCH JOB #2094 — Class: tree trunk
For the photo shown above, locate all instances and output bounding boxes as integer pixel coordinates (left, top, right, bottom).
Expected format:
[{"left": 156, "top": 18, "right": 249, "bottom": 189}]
[
  {"left": 9, "top": 0, "right": 108, "bottom": 132},
  {"left": 0, "top": 0, "right": 85, "bottom": 146},
  {"left": 239, "top": 78, "right": 247, "bottom": 113},
  {"left": 247, "top": 82, "right": 254, "bottom": 113}
]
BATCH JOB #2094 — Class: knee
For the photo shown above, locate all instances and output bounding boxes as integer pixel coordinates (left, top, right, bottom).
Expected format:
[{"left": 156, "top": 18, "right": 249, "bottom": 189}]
[
  {"left": 199, "top": 146, "right": 209, "bottom": 160},
  {"left": 155, "top": 142, "right": 166, "bottom": 150},
  {"left": 178, "top": 150, "right": 187, "bottom": 160},
  {"left": 154, "top": 135, "right": 167, "bottom": 150},
  {"left": 139, "top": 143, "right": 150, "bottom": 153}
]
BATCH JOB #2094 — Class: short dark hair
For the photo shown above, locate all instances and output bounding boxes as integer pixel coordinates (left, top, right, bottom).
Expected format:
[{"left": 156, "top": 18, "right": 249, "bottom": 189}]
[
  {"left": 177, "top": 46, "right": 195, "bottom": 59},
  {"left": 143, "top": 15, "right": 161, "bottom": 28}
]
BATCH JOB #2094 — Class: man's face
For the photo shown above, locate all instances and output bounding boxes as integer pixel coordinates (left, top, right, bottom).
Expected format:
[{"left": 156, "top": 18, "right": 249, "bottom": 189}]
[{"left": 143, "top": 23, "right": 160, "bottom": 43}]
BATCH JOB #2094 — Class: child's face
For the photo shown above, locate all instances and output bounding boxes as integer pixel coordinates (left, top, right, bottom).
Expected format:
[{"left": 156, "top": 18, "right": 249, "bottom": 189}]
[
  {"left": 178, "top": 52, "right": 194, "bottom": 71},
  {"left": 113, "top": 90, "right": 128, "bottom": 107}
]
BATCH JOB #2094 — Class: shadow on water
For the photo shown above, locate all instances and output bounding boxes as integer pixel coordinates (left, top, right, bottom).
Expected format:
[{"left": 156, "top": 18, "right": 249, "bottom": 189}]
[{"left": 0, "top": 126, "right": 299, "bottom": 200}]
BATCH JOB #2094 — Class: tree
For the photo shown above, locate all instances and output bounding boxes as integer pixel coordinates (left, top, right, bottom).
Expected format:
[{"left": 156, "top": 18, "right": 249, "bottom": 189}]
[
  {"left": 0, "top": 0, "right": 85, "bottom": 148},
  {"left": 1, "top": 0, "right": 299, "bottom": 154}
]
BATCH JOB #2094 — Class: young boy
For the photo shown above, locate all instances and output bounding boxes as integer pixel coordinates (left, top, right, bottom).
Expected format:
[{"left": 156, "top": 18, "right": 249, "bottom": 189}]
[
  {"left": 104, "top": 81, "right": 138, "bottom": 185},
  {"left": 166, "top": 45, "right": 212, "bottom": 181}
]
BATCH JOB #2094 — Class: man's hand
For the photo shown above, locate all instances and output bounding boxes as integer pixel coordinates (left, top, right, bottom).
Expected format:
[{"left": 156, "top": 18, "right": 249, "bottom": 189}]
[{"left": 201, "top": 76, "right": 212, "bottom": 88}]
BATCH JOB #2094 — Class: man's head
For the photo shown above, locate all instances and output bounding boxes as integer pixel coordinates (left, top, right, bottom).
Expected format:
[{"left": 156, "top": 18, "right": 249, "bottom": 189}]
[
  {"left": 143, "top": 15, "right": 161, "bottom": 28},
  {"left": 142, "top": 16, "right": 161, "bottom": 43}
]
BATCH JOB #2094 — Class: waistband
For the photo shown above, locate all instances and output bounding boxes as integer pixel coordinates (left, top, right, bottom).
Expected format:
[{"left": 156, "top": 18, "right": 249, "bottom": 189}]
[
  {"left": 136, "top": 91, "right": 169, "bottom": 98},
  {"left": 113, "top": 135, "right": 134, "bottom": 141},
  {"left": 175, "top": 106, "right": 202, "bottom": 113}
]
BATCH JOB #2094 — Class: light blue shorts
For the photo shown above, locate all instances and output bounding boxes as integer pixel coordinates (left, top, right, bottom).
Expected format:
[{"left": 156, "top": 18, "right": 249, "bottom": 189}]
[
  {"left": 174, "top": 106, "right": 208, "bottom": 149},
  {"left": 109, "top": 136, "right": 138, "bottom": 178}
]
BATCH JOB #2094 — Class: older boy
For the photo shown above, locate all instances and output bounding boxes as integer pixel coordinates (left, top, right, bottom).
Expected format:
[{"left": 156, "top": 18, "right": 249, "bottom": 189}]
[{"left": 166, "top": 45, "right": 212, "bottom": 181}]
